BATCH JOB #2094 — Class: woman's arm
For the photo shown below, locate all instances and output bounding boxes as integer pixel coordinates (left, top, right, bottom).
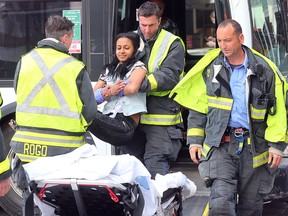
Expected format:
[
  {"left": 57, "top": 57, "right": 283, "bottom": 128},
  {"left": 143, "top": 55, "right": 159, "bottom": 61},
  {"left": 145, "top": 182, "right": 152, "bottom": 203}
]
[
  {"left": 123, "top": 67, "right": 147, "bottom": 95},
  {"left": 94, "top": 78, "right": 126, "bottom": 100},
  {"left": 93, "top": 80, "right": 106, "bottom": 92}
]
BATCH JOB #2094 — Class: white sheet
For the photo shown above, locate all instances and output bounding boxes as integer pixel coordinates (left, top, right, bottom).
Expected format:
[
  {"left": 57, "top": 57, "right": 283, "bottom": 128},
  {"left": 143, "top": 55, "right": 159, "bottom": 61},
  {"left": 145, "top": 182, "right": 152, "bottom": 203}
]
[{"left": 23, "top": 144, "right": 196, "bottom": 216}]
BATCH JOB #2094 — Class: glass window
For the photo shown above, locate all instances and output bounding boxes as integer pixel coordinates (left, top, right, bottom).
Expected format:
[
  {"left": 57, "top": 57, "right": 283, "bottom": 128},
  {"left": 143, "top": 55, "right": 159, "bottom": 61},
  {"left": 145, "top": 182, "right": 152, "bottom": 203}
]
[
  {"left": 184, "top": 0, "right": 232, "bottom": 56},
  {"left": 0, "top": 1, "right": 81, "bottom": 80},
  {"left": 185, "top": 0, "right": 216, "bottom": 56},
  {"left": 215, "top": 0, "right": 231, "bottom": 21},
  {"left": 251, "top": 0, "right": 288, "bottom": 73},
  {"left": 113, "top": 0, "right": 137, "bottom": 38}
]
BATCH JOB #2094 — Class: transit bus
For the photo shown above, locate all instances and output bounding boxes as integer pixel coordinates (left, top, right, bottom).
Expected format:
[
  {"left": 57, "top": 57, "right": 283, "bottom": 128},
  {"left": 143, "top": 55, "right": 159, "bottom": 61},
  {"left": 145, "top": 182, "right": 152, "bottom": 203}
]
[{"left": 0, "top": 0, "right": 287, "bottom": 215}]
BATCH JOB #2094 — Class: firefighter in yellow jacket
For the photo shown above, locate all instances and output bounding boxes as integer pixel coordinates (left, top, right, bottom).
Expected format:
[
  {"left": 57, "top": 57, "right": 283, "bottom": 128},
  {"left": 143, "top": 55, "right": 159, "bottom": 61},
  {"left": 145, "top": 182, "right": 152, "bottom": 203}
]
[
  {"left": 0, "top": 93, "right": 12, "bottom": 197},
  {"left": 119, "top": 1, "right": 185, "bottom": 178},
  {"left": 10, "top": 15, "right": 97, "bottom": 215},
  {"left": 170, "top": 19, "right": 287, "bottom": 215}
]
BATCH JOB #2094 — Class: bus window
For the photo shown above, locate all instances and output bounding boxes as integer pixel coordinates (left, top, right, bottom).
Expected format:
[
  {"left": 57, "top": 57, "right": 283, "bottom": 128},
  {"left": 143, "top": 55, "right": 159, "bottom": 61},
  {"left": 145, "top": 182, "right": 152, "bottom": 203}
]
[
  {"left": 185, "top": 0, "right": 233, "bottom": 57},
  {"left": 113, "top": 0, "right": 137, "bottom": 38},
  {"left": 215, "top": 0, "right": 231, "bottom": 21},
  {"left": 185, "top": 0, "right": 216, "bottom": 56},
  {"left": 251, "top": 0, "right": 288, "bottom": 74},
  {"left": 0, "top": 1, "right": 81, "bottom": 81}
]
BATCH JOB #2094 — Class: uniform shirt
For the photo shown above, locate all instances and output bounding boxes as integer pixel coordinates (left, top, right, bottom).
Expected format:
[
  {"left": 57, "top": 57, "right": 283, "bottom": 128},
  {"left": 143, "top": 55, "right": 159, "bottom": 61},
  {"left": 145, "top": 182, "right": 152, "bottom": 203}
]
[{"left": 224, "top": 50, "right": 250, "bottom": 129}]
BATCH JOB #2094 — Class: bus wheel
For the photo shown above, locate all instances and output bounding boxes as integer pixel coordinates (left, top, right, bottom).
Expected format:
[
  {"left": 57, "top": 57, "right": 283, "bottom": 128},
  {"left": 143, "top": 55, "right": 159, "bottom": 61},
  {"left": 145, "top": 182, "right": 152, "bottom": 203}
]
[{"left": 0, "top": 118, "right": 22, "bottom": 215}]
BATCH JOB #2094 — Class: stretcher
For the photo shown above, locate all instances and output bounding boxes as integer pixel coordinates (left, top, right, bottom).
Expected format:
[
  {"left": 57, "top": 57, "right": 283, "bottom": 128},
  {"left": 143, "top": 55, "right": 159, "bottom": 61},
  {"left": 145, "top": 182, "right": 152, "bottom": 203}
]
[
  {"left": 23, "top": 144, "right": 196, "bottom": 216},
  {"left": 25, "top": 179, "right": 183, "bottom": 216}
]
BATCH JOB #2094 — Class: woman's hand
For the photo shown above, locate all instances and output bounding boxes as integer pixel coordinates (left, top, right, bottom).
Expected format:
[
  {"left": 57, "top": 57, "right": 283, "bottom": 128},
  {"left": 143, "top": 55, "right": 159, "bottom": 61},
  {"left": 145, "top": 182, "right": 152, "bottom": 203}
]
[{"left": 109, "top": 80, "right": 126, "bottom": 96}]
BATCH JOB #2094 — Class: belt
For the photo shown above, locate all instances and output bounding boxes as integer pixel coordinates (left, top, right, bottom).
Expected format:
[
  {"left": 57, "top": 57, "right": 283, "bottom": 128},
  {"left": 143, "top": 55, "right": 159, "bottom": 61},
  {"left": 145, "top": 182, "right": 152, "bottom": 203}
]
[
  {"left": 221, "top": 127, "right": 250, "bottom": 155},
  {"left": 221, "top": 127, "right": 250, "bottom": 143},
  {"left": 227, "top": 127, "right": 249, "bottom": 135}
]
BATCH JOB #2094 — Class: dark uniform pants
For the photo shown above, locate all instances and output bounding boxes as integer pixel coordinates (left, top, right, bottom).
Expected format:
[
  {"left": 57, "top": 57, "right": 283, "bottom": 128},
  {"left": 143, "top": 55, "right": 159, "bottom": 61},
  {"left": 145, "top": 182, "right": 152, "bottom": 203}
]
[
  {"left": 119, "top": 124, "right": 182, "bottom": 179},
  {"left": 198, "top": 132, "right": 275, "bottom": 216}
]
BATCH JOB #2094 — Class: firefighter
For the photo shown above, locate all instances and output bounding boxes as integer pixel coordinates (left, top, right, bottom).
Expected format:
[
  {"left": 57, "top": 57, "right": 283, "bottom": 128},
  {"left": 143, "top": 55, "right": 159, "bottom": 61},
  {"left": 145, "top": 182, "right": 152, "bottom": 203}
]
[
  {"left": 170, "top": 19, "right": 287, "bottom": 215},
  {"left": 0, "top": 93, "right": 11, "bottom": 197},
  {"left": 10, "top": 15, "right": 97, "bottom": 215},
  {"left": 119, "top": 1, "right": 185, "bottom": 178}
]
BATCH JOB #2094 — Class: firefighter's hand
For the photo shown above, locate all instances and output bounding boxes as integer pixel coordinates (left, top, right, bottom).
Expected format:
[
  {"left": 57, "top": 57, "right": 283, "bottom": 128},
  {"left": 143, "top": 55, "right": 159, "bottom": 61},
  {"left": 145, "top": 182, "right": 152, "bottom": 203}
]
[
  {"left": 0, "top": 177, "right": 11, "bottom": 196},
  {"left": 189, "top": 146, "right": 202, "bottom": 164},
  {"left": 268, "top": 152, "right": 282, "bottom": 169}
]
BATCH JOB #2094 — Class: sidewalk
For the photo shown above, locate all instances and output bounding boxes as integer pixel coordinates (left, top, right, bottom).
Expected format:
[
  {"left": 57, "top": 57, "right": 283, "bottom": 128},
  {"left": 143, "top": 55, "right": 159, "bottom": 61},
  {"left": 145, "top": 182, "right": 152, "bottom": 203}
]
[{"left": 171, "top": 163, "right": 210, "bottom": 216}]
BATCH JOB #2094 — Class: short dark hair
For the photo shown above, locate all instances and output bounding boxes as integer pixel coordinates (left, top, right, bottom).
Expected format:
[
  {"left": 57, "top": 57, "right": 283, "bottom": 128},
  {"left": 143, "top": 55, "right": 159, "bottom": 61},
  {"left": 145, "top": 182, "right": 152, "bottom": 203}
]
[
  {"left": 45, "top": 15, "right": 74, "bottom": 41},
  {"left": 218, "top": 19, "right": 242, "bottom": 35},
  {"left": 138, "top": 1, "right": 161, "bottom": 18}
]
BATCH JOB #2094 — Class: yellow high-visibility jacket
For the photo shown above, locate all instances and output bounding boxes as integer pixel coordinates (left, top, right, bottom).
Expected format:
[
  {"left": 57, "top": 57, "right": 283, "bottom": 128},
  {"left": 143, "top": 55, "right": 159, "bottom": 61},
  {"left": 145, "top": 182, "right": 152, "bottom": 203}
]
[
  {"left": 11, "top": 47, "right": 94, "bottom": 162},
  {"left": 170, "top": 47, "right": 288, "bottom": 168},
  {"left": 0, "top": 92, "right": 11, "bottom": 179},
  {"left": 138, "top": 29, "right": 185, "bottom": 126}
]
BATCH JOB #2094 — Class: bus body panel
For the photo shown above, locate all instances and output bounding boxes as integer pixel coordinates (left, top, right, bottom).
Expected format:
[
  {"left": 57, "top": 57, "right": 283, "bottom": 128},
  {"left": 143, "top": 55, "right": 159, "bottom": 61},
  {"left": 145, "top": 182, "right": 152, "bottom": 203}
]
[{"left": 229, "top": 0, "right": 253, "bottom": 48}]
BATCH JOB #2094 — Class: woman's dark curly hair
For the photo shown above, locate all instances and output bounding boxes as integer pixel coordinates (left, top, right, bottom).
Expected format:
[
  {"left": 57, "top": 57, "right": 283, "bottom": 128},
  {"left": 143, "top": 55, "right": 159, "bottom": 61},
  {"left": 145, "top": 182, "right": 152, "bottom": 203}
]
[{"left": 104, "top": 31, "right": 140, "bottom": 79}]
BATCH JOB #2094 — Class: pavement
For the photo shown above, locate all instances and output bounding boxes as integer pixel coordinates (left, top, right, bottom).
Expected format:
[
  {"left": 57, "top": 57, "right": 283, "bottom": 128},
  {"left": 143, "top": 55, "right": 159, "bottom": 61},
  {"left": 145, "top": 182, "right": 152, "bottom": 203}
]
[{"left": 171, "top": 163, "right": 209, "bottom": 216}]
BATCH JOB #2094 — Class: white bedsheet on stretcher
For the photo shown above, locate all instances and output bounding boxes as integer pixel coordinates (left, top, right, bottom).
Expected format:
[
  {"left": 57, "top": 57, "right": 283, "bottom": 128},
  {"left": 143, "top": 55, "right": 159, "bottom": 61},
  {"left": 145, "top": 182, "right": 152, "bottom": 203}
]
[{"left": 23, "top": 144, "right": 196, "bottom": 216}]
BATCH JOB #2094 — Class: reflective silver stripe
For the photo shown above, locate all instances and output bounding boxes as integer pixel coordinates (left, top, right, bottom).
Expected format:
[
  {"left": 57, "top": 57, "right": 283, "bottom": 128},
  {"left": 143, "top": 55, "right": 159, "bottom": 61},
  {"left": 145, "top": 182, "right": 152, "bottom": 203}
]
[
  {"left": 187, "top": 128, "right": 205, "bottom": 137},
  {"left": 251, "top": 111, "right": 266, "bottom": 119},
  {"left": 151, "top": 32, "right": 173, "bottom": 72},
  {"left": 253, "top": 151, "right": 269, "bottom": 168},
  {"left": 13, "top": 133, "right": 84, "bottom": 145},
  {"left": 250, "top": 106, "right": 266, "bottom": 119},
  {"left": 141, "top": 113, "right": 182, "bottom": 125},
  {"left": 207, "top": 96, "right": 233, "bottom": 110},
  {"left": 17, "top": 50, "right": 80, "bottom": 119},
  {"left": 201, "top": 143, "right": 211, "bottom": 158}
]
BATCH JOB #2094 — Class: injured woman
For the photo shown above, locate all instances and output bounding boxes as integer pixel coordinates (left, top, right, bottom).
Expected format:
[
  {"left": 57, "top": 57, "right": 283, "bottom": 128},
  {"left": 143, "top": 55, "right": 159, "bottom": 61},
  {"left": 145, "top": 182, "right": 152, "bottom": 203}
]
[{"left": 88, "top": 31, "right": 147, "bottom": 146}]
